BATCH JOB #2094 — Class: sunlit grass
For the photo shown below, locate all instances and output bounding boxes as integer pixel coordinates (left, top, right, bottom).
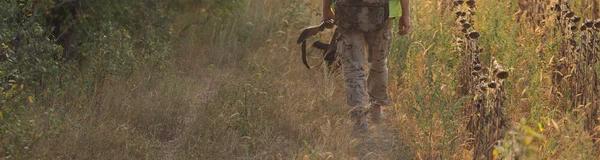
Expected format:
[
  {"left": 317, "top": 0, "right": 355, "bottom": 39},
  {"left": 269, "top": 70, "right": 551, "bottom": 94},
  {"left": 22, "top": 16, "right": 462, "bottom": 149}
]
[{"left": 9, "top": 0, "right": 600, "bottom": 159}]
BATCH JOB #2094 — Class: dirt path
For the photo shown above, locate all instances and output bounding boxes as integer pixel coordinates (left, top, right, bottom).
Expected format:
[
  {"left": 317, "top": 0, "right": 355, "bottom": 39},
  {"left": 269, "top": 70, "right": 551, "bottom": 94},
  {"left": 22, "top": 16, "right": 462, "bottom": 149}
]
[
  {"left": 155, "top": 70, "right": 410, "bottom": 159},
  {"left": 159, "top": 70, "right": 231, "bottom": 159},
  {"left": 355, "top": 117, "right": 411, "bottom": 159}
]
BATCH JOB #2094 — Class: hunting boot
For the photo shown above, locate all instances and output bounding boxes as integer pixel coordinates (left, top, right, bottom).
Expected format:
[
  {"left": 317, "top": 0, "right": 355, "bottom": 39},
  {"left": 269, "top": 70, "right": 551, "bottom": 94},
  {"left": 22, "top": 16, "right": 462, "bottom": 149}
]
[
  {"left": 369, "top": 104, "right": 383, "bottom": 124},
  {"left": 350, "top": 107, "right": 368, "bottom": 132}
]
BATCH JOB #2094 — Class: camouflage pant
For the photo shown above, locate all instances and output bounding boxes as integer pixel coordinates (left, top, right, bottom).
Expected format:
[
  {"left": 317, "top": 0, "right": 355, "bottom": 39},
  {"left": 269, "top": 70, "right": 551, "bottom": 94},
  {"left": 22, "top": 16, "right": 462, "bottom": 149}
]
[{"left": 337, "top": 19, "right": 393, "bottom": 109}]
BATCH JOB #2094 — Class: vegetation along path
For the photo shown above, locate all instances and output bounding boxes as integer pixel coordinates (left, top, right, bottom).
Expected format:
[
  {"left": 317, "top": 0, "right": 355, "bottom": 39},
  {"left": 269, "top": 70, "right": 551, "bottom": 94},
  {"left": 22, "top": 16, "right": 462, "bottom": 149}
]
[{"left": 3, "top": 0, "right": 600, "bottom": 159}]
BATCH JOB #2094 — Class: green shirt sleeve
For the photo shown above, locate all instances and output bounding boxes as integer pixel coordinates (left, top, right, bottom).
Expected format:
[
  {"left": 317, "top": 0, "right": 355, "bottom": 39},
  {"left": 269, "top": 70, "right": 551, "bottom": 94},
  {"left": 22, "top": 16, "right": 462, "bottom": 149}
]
[
  {"left": 388, "top": 0, "right": 402, "bottom": 18},
  {"left": 331, "top": 0, "right": 403, "bottom": 18}
]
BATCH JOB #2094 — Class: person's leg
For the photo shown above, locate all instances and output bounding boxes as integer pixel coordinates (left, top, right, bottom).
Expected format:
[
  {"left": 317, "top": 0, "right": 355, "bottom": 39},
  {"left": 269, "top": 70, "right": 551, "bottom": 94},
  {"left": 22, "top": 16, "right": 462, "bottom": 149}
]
[
  {"left": 337, "top": 29, "right": 368, "bottom": 131},
  {"left": 365, "top": 19, "right": 394, "bottom": 123}
]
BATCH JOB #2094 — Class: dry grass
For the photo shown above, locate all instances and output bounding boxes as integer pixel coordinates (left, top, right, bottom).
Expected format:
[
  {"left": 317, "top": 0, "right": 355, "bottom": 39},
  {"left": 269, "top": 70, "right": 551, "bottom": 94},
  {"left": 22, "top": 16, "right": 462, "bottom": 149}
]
[{"left": 10, "top": 0, "right": 600, "bottom": 159}]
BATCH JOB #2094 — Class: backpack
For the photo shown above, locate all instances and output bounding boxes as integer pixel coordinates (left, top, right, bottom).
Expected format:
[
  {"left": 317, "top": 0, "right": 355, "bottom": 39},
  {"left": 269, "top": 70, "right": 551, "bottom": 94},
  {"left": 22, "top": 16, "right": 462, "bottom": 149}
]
[{"left": 334, "top": 0, "right": 389, "bottom": 32}]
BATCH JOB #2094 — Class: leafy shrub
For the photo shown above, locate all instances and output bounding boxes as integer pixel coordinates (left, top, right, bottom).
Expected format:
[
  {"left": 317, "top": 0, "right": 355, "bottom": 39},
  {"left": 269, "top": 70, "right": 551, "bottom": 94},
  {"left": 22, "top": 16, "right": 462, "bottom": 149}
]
[{"left": 0, "top": 0, "right": 182, "bottom": 158}]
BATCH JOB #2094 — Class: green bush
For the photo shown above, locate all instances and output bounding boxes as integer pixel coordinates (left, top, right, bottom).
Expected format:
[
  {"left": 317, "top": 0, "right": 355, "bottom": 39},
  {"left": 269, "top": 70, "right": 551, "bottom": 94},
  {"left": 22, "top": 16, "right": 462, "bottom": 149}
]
[
  {"left": 1, "top": 1, "right": 62, "bottom": 157},
  {"left": 0, "top": 0, "right": 182, "bottom": 158}
]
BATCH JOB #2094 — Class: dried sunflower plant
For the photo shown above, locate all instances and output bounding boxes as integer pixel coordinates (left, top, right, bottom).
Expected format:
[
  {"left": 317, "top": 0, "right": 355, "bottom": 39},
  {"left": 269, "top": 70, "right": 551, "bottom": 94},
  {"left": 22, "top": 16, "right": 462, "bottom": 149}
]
[
  {"left": 548, "top": 0, "right": 600, "bottom": 143},
  {"left": 452, "top": 0, "right": 510, "bottom": 159}
]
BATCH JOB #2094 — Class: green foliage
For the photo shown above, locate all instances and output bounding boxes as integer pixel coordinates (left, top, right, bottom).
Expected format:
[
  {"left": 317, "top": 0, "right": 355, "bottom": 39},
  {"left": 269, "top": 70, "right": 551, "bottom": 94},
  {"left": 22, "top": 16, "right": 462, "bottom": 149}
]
[
  {"left": 495, "top": 119, "right": 546, "bottom": 159},
  {"left": 0, "top": 1, "right": 63, "bottom": 158},
  {"left": 0, "top": 0, "right": 184, "bottom": 158}
]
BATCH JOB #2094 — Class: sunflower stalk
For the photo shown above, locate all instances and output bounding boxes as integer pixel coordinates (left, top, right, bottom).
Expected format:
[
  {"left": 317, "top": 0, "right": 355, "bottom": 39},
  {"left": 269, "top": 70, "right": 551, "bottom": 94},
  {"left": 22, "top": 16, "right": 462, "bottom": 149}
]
[
  {"left": 549, "top": 0, "right": 600, "bottom": 147},
  {"left": 453, "top": 0, "right": 510, "bottom": 159}
]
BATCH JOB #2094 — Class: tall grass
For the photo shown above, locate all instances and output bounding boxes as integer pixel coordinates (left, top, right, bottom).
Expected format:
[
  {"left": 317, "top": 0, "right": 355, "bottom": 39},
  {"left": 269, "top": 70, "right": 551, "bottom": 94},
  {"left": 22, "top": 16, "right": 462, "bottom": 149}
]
[
  {"left": 5, "top": 0, "right": 600, "bottom": 159},
  {"left": 167, "top": 0, "right": 600, "bottom": 158}
]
